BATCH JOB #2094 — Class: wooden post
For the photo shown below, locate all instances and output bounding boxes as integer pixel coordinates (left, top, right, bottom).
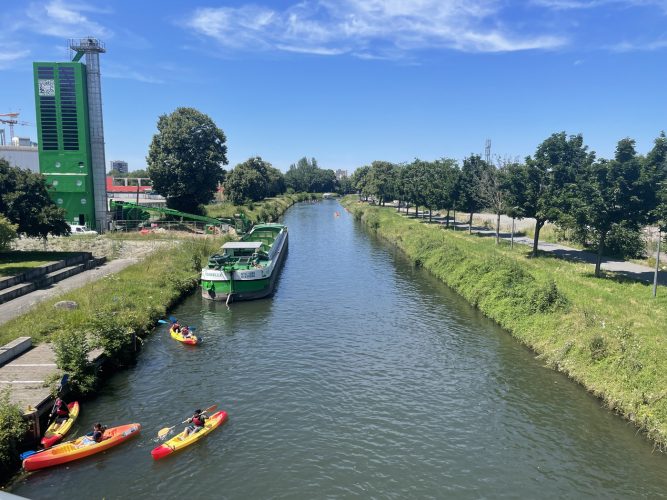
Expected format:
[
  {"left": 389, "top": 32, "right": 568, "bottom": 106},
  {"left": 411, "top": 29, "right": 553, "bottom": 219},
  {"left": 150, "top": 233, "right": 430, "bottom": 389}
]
[{"left": 511, "top": 217, "right": 515, "bottom": 249}]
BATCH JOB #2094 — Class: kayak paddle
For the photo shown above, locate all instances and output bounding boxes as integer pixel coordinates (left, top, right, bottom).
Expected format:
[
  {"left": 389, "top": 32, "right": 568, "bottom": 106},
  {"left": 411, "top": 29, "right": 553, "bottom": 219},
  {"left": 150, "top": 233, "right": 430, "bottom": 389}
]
[{"left": 156, "top": 404, "right": 218, "bottom": 439}]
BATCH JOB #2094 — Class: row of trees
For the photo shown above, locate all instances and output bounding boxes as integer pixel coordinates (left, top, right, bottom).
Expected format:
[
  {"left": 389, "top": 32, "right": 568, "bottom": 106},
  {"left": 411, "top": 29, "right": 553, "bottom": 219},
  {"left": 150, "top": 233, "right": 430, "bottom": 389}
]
[
  {"left": 351, "top": 132, "right": 667, "bottom": 277},
  {"left": 146, "top": 108, "right": 344, "bottom": 212}
]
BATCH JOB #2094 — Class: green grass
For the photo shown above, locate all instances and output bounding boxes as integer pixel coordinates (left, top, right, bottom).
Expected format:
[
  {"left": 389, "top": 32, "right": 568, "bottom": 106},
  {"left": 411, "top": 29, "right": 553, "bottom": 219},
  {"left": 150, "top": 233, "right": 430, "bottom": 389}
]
[
  {"left": 205, "top": 193, "right": 320, "bottom": 222},
  {"left": 0, "top": 251, "right": 79, "bottom": 277},
  {"left": 344, "top": 196, "right": 667, "bottom": 447},
  {"left": 0, "top": 238, "right": 228, "bottom": 346}
]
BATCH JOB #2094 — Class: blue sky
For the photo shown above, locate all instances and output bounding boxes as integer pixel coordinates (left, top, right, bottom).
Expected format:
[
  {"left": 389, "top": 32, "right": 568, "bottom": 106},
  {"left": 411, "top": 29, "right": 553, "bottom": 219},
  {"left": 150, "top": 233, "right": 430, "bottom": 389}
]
[{"left": 1, "top": 0, "right": 666, "bottom": 172}]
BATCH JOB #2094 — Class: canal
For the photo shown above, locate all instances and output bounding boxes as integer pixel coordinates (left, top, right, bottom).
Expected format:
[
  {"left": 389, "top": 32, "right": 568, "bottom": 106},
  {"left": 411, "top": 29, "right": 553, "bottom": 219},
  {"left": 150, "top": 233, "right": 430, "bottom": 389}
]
[{"left": 12, "top": 200, "right": 667, "bottom": 498}]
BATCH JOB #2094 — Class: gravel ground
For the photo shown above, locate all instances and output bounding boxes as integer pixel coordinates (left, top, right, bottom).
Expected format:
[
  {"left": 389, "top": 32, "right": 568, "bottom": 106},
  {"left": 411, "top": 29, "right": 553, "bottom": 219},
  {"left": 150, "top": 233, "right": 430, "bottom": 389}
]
[{"left": 11, "top": 236, "right": 177, "bottom": 260}]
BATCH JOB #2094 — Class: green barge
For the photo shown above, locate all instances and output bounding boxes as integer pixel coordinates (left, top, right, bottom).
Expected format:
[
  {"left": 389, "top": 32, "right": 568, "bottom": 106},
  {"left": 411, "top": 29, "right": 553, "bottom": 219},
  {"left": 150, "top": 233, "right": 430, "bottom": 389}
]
[{"left": 200, "top": 223, "right": 288, "bottom": 302}]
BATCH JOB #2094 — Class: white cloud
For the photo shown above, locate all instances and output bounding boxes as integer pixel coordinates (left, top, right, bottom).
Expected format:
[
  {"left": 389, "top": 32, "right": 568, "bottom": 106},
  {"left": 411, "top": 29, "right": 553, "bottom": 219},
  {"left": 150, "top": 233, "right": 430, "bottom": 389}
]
[
  {"left": 532, "top": 0, "right": 667, "bottom": 11},
  {"left": 105, "top": 63, "right": 165, "bottom": 84},
  {"left": 26, "top": 0, "right": 112, "bottom": 38},
  {"left": 0, "top": 48, "right": 30, "bottom": 69},
  {"left": 611, "top": 38, "right": 667, "bottom": 51},
  {"left": 185, "top": 0, "right": 567, "bottom": 58}
]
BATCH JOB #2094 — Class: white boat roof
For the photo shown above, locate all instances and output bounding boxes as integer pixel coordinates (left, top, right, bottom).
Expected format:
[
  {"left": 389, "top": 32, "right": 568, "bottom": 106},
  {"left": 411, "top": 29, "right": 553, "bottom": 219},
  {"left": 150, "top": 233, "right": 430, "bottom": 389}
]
[{"left": 222, "top": 241, "right": 263, "bottom": 249}]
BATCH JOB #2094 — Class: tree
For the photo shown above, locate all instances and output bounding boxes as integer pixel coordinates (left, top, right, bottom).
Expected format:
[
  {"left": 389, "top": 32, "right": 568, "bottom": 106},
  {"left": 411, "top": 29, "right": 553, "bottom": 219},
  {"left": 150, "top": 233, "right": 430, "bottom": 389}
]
[
  {"left": 458, "top": 154, "right": 493, "bottom": 233},
  {"left": 365, "top": 161, "right": 397, "bottom": 205},
  {"left": 571, "top": 138, "right": 646, "bottom": 276},
  {"left": 147, "top": 107, "right": 227, "bottom": 214},
  {"left": 350, "top": 165, "right": 371, "bottom": 200},
  {"left": 480, "top": 158, "right": 514, "bottom": 244},
  {"left": 521, "top": 132, "right": 595, "bottom": 255},
  {"left": 0, "top": 159, "right": 70, "bottom": 238},
  {"left": 0, "top": 215, "right": 17, "bottom": 250},
  {"left": 284, "top": 157, "right": 335, "bottom": 193},
  {"left": 224, "top": 157, "right": 271, "bottom": 204}
]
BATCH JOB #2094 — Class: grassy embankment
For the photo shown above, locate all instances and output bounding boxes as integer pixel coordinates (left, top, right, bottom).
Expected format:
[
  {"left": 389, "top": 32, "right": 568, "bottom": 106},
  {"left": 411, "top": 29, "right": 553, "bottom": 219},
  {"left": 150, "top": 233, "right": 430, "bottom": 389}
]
[
  {"left": 205, "top": 192, "right": 320, "bottom": 222},
  {"left": 344, "top": 197, "right": 667, "bottom": 447},
  {"left": 0, "top": 237, "right": 225, "bottom": 347}
]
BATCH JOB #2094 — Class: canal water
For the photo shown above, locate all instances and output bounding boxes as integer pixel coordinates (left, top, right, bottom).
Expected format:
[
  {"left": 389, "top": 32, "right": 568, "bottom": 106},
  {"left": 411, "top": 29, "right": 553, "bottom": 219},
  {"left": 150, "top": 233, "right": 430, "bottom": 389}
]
[{"left": 12, "top": 200, "right": 667, "bottom": 499}]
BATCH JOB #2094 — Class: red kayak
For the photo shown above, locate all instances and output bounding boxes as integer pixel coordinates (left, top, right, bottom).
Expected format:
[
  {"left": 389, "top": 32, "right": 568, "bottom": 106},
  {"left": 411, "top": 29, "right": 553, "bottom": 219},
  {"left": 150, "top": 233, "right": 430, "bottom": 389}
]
[{"left": 24, "top": 423, "right": 141, "bottom": 471}]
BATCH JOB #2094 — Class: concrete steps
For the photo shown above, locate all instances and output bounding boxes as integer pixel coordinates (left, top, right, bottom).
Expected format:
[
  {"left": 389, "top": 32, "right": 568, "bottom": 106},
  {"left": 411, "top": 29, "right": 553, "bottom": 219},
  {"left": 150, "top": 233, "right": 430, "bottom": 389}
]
[{"left": 0, "top": 253, "right": 106, "bottom": 305}]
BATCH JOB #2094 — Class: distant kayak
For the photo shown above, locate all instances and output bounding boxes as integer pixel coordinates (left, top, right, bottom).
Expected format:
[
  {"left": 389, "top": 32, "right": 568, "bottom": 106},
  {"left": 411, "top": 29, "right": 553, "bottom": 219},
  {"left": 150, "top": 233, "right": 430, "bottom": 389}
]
[
  {"left": 41, "top": 401, "right": 80, "bottom": 449},
  {"left": 23, "top": 423, "right": 141, "bottom": 471},
  {"left": 151, "top": 410, "right": 227, "bottom": 460},
  {"left": 170, "top": 326, "right": 200, "bottom": 345}
]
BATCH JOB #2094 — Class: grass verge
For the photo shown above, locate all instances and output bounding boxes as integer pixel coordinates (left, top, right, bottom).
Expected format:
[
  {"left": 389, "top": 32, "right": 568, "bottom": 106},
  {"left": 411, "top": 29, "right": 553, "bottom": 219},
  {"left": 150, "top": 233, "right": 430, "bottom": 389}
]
[
  {"left": 344, "top": 197, "right": 667, "bottom": 448},
  {"left": 205, "top": 192, "right": 320, "bottom": 222}
]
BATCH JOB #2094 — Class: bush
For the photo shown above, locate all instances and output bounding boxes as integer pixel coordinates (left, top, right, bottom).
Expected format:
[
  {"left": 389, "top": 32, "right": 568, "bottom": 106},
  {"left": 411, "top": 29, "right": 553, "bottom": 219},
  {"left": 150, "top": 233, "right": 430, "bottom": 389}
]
[
  {"left": 604, "top": 223, "right": 646, "bottom": 259},
  {"left": 589, "top": 335, "right": 608, "bottom": 361},
  {"left": 0, "top": 389, "right": 27, "bottom": 481},
  {"left": 88, "top": 314, "right": 135, "bottom": 366},
  {"left": 530, "top": 279, "right": 568, "bottom": 313},
  {"left": 0, "top": 215, "right": 17, "bottom": 250},
  {"left": 53, "top": 329, "right": 96, "bottom": 394}
]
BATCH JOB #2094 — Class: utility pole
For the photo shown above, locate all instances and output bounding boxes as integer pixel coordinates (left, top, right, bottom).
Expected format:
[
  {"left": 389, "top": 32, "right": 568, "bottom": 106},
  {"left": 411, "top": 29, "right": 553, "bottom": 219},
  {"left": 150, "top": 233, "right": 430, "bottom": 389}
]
[{"left": 653, "top": 229, "right": 662, "bottom": 298}]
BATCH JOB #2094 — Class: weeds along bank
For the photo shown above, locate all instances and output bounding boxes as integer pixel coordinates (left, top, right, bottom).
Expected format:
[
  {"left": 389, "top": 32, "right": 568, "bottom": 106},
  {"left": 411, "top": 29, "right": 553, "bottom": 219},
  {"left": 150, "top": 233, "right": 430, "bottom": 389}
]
[
  {"left": 343, "top": 198, "right": 667, "bottom": 448},
  {"left": 206, "top": 192, "right": 320, "bottom": 222}
]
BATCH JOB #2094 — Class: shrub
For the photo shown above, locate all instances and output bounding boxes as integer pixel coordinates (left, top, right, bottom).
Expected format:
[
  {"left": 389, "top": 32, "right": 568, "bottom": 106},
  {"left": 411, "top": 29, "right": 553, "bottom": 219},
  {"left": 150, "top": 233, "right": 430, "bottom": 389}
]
[
  {"left": 530, "top": 279, "right": 568, "bottom": 313},
  {"left": 88, "top": 314, "right": 135, "bottom": 366},
  {"left": 53, "top": 329, "right": 96, "bottom": 394},
  {"left": 0, "top": 389, "right": 27, "bottom": 481},
  {"left": 589, "top": 335, "right": 608, "bottom": 361},
  {"left": 0, "top": 215, "right": 17, "bottom": 250}
]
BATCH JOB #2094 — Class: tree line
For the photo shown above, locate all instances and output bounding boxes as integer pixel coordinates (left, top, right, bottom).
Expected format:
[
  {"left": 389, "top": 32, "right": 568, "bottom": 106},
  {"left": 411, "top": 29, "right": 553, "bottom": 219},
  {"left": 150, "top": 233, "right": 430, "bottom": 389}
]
[
  {"left": 350, "top": 132, "right": 667, "bottom": 277},
  {"left": 147, "top": 108, "right": 344, "bottom": 213}
]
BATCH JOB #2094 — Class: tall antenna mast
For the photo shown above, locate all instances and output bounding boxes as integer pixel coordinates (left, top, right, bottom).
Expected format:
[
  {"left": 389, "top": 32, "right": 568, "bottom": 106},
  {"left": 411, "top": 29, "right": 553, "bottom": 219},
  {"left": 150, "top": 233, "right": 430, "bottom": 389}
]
[{"left": 484, "top": 138, "right": 491, "bottom": 165}]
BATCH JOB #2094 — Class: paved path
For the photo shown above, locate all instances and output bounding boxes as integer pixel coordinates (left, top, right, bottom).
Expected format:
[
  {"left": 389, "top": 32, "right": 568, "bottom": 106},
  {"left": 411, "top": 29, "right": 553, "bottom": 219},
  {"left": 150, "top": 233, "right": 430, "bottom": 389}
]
[{"left": 0, "top": 257, "right": 139, "bottom": 327}]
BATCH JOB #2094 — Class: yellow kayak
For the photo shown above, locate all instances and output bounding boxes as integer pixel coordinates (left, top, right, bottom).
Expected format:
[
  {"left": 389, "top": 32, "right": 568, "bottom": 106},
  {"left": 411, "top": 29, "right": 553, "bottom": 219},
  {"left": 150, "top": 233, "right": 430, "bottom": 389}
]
[
  {"left": 151, "top": 410, "right": 227, "bottom": 459},
  {"left": 41, "top": 401, "right": 80, "bottom": 448},
  {"left": 170, "top": 326, "right": 200, "bottom": 345}
]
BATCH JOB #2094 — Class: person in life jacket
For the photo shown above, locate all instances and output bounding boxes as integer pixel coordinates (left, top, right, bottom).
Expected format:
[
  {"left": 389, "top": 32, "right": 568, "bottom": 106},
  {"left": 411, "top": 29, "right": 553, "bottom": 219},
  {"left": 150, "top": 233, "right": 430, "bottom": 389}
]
[
  {"left": 183, "top": 409, "right": 207, "bottom": 437},
  {"left": 172, "top": 321, "right": 181, "bottom": 333},
  {"left": 181, "top": 326, "right": 191, "bottom": 338},
  {"left": 50, "top": 397, "right": 70, "bottom": 426},
  {"left": 80, "top": 423, "right": 106, "bottom": 446}
]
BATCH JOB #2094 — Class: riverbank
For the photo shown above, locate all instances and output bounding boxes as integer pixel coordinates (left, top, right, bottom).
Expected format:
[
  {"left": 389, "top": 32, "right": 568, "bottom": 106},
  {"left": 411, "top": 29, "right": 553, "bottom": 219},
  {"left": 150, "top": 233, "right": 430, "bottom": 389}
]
[{"left": 343, "top": 198, "right": 667, "bottom": 448}]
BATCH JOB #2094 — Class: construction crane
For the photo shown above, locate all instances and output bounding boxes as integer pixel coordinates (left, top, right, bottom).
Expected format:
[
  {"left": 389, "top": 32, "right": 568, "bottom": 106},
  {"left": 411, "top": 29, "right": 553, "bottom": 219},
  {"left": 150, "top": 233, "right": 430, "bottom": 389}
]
[{"left": 0, "top": 112, "right": 31, "bottom": 140}]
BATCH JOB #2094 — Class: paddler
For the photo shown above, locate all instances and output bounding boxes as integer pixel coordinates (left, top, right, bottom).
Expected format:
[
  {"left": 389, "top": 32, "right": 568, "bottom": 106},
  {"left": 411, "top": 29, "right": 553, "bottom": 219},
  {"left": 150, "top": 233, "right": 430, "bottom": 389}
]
[
  {"left": 79, "top": 423, "right": 106, "bottom": 446},
  {"left": 49, "top": 397, "right": 69, "bottom": 429},
  {"left": 183, "top": 409, "right": 206, "bottom": 437},
  {"left": 181, "top": 326, "right": 191, "bottom": 338}
]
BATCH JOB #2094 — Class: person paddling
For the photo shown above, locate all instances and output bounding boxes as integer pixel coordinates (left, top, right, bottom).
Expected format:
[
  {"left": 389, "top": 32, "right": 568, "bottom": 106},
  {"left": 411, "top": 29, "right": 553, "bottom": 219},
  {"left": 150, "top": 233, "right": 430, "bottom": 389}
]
[
  {"left": 80, "top": 423, "right": 106, "bottom": 446},
  {"left": 183, "top": 409, "right": 206, "bottom": 437},
  {"left": 181, "top": 326, "right": 191, "bottom": 338},
  {"left": 49, "top": 397, "right": 69, "bottom": 429}
]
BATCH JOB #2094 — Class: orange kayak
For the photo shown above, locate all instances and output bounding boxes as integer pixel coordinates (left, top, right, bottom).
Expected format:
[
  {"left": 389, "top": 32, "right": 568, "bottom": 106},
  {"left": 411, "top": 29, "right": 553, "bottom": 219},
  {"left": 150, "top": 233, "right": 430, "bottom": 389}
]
[{"left": 23, "top": 423, "right": 141, "bottom": 471}]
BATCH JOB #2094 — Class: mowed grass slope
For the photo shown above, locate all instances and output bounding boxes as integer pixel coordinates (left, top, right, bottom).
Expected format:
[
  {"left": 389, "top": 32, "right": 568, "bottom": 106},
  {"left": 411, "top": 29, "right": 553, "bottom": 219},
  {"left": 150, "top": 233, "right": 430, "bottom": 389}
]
[
  {"left": 344, "top": 199, "right": 667, "bottom": 446},
  {"left": 0, "top": 238, "right": 227, "bottom": 346}
]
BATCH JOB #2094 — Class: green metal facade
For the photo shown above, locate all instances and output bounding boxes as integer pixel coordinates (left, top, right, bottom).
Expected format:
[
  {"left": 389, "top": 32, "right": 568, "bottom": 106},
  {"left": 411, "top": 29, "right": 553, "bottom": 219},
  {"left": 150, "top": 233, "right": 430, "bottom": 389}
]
[{"left": 33, "top": 62, "right": 95, "bottom": 228}]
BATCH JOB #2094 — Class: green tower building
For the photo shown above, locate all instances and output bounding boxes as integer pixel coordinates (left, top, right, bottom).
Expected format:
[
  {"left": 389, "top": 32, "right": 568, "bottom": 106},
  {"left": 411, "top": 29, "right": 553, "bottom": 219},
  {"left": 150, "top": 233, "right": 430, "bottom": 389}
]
[{"left": 34, "top": 62, "right": 95, "bottom": 228}]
